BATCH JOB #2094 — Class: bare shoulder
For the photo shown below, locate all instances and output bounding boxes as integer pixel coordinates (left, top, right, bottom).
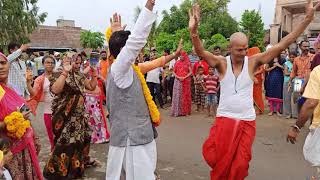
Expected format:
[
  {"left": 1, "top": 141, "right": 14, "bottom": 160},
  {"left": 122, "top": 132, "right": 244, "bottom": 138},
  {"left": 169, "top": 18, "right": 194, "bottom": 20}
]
[
  {"left": 215, "top": 56, "right": 227, "bottom": 77},
  {"left": 219, "top": 56, "right": 227, "bottom": 68}
]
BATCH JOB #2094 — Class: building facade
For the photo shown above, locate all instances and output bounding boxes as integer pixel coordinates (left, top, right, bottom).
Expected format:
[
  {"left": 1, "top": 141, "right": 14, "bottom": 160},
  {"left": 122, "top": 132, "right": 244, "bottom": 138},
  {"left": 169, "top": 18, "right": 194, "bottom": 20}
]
[{"left": 270, "top": 0, "right": 320, "bottom": 47}]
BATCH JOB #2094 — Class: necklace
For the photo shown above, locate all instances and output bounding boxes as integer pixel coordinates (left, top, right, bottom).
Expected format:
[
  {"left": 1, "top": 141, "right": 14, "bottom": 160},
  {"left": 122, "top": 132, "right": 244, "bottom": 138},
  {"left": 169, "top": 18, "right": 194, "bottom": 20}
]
[{"left": 230, "top": 56, "right": 244, "bottom": 94}]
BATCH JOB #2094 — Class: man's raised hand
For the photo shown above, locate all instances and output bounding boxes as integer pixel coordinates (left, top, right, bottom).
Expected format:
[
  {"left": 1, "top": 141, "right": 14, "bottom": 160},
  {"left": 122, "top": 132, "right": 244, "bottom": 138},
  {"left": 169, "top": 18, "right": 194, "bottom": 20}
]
[
  {"left": 305, "top": 0, "right": 320, "bottom": 21},
  {"left": 145, "top": 0, "right": 156, "bottom": 11},
  {"left": 20, "top": 44, "right": 30, "bottom": 52},
  {"left": 189, "top": 3, "right": 201, "bottom": 33},
  {"left": 110, "top": 13, "right": 127, "bottom": 33}
]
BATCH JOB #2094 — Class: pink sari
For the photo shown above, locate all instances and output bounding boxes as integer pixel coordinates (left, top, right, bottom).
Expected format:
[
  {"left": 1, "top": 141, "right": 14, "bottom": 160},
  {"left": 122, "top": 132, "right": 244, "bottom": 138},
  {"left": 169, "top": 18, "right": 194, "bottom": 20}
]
[{"left": 0, "top": 83, "right": 43, "bottom": 180}]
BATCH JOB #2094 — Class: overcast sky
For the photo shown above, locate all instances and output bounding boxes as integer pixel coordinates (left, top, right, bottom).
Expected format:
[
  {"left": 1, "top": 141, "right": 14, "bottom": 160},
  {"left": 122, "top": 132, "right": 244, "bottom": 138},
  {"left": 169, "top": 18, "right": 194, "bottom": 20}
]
[{"left": 37, "top": 0, "right": 276, "bottom": 32}]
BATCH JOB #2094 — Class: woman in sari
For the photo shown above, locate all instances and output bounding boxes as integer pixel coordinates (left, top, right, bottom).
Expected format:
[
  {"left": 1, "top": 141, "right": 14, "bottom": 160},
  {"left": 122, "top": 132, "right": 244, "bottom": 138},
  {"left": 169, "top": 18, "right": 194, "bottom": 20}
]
[
  {"left": 26, "top": 55, "right": 55, "bottom": 150},
  {"left": 248, "top": 47, "right": 265, "bottom": 115},
  {"left": 171, "top": 51, "right": 192, "bottom": 117},
  {"left": 265, "top": 56, "right": 285, "bottom": 116},
  {"left": 43, "top": 53, "right": 97, "bottom": 179},
  {"left": 82, "top": 58, "right": 110, "bottom": 144},
  {"left": 0, "top": 52, "right": 42, "bottom": 180}
]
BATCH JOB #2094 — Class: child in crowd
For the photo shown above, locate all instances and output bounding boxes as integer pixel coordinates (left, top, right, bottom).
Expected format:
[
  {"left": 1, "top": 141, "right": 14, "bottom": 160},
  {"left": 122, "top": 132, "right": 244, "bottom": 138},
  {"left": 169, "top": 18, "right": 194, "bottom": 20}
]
[
  {"left": 204, "top": 67, "right": 219, "bottom": 117},
  {"left": 194, "top": 66, "right": 206, "bottom": 112},
  {"left": 283, "top": 51, "right": 297, "bottom": 119}
]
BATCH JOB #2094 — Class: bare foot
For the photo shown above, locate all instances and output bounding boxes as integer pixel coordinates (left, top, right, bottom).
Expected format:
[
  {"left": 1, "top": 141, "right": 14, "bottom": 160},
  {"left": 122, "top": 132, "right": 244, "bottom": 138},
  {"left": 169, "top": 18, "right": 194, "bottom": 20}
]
[{"left": 268, "top": 112, "right": 273, "bottom": 116}]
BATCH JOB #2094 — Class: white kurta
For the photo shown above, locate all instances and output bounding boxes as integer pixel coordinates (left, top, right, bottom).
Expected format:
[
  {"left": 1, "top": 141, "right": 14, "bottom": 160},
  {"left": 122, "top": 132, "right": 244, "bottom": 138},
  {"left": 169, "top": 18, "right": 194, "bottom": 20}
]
[{"left": 106, "top": 6, "right": 158, "bottom": 180}]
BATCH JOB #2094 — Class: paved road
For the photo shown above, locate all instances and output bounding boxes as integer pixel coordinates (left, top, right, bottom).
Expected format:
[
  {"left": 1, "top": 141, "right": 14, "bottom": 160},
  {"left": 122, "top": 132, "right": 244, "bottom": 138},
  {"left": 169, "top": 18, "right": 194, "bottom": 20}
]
[{"left": 33, "top": 103, "right": 316, "bottom": 180}]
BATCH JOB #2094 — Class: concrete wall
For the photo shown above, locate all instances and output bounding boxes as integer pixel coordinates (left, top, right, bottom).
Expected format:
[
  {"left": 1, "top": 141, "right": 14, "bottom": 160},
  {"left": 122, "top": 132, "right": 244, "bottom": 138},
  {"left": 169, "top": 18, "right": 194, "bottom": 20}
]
[{"left": 270, "top": 0, "right": 320, "bottom": 44}]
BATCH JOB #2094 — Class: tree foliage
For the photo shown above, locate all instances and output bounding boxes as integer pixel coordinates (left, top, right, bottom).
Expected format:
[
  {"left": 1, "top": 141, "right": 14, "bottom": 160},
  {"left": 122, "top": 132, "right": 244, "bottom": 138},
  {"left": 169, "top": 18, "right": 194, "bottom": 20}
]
[
  {"left": 0, "top": 0, "right": 47, "bottom": 49},
  {"left": 205, "top": 33, "right": 229, "bottom": 51},
  {"left": 155, "top": 0, "right": 238, "bottom": 53},
  {"left": 80, "top": 31, "right": 105, "bottom": 50},
  {"left": 240, "top": 10, "right": 265, "bottom": 50},
  {"left": 155, "top": 28, "right": 192, "bottom": 55}
]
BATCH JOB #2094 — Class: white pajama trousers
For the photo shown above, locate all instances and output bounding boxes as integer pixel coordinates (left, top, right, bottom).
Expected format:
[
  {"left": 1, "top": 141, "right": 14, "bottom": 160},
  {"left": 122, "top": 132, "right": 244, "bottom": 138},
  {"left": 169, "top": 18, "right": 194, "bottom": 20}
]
[{"left": 106, "top": 139, "right": 157, "bottom": 180}]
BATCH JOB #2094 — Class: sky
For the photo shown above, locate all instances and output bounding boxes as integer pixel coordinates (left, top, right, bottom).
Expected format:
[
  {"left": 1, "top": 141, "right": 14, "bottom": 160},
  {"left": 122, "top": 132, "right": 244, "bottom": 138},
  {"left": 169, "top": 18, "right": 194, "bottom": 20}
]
[{"left": 37, "top": 0, "right": 276, "bottom": 33}]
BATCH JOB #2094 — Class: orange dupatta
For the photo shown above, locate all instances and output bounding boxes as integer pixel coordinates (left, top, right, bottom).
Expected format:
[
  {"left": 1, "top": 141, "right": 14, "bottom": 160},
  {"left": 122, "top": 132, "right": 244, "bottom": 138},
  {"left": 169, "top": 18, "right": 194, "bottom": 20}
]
[
  {"left": 248, "top": 47, "right": 265, "bottom": 113},
  {"left": 26, "top": 74, "right": 45, "bottom": 115}
]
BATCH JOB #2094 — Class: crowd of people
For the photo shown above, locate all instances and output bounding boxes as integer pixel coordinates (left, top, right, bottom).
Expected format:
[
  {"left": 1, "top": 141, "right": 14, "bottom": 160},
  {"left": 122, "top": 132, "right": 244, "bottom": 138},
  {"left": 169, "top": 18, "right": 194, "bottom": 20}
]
[{"left": 0, "top": 0, "right": 320, "bottom": 179}]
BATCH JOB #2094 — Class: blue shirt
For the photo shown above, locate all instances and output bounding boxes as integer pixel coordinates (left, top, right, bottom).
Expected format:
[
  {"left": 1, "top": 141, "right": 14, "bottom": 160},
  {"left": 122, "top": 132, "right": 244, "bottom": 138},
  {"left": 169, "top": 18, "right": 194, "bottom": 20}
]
[{"left": 284, "top": 61, "right": 293, "bottom": 83}]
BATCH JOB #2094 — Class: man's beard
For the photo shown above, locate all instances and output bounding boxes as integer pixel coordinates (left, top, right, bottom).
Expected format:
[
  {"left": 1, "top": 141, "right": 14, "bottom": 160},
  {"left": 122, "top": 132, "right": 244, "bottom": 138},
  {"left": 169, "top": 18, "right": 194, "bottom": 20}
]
[
  {"left": 302, "top": 49, "right": 309, "bottom": 54},
  {"left": 102, "top": 57, "right": 107, "bottom": 60}
]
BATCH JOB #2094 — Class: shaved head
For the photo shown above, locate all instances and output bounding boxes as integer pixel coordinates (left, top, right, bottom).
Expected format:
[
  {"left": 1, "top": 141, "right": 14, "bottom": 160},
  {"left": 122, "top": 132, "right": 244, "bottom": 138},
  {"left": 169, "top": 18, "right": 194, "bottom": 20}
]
[
  {"left": 228, "top": 32, "right": 249, "bottom": 62},
  {"left": 230, "top": 32, "right": 248, "bottom": 46}
]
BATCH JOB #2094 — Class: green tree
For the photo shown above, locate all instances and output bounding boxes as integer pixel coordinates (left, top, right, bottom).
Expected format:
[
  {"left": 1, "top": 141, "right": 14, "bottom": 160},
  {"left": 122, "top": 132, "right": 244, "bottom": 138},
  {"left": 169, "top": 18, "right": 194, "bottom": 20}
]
[
  {"left": 80, "top": 31, "right": 105, "bottom": 50},
  {"left": 239, "top": 10, "right": 265, "bottom": 50},
  {"left": 205, "top": 33, "right": 229, "bottom": 51},
  {"left": 0, "top": 0, "right": 47, "bottom": 49},
  {"left": 157, "top": 0, "right": 237, "bottom": 40},
  {"left": 155, "top": 28, "right": 192, "bottom": 54},
  {"left": 154, "top": 0, "right": 238, "bottom": 55}
]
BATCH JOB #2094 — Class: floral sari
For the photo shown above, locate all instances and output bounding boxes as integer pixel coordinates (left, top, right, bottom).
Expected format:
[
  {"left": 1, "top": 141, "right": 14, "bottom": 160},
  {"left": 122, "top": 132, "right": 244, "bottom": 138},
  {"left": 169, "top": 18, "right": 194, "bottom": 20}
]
[{"left": 43, "top": 72, "right": 92, "bottom": 179}]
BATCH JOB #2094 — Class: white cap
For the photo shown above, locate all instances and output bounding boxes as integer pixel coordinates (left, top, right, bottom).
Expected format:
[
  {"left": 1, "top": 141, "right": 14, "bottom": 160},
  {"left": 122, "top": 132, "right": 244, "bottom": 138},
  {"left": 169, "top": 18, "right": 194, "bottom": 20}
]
[{"left": 54, "top": 52, "right": 60, "bottom": 56}]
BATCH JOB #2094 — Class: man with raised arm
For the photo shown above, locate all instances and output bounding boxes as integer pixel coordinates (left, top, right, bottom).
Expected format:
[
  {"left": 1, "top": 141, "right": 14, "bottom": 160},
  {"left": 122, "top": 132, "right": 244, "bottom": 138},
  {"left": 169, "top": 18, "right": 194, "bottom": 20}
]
[
  {"left": 105, "top": 0, "right": 183, "bottom": 179},
  {"left": 188, "top": 1, "right": 320, "bottom": 179}
]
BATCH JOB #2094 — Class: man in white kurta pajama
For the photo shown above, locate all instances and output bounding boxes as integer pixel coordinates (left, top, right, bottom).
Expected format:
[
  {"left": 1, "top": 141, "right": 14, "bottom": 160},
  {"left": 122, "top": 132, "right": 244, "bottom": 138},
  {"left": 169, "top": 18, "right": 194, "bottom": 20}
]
[{"left": 105, "top": 1, "right": 158, "bottom": 180}]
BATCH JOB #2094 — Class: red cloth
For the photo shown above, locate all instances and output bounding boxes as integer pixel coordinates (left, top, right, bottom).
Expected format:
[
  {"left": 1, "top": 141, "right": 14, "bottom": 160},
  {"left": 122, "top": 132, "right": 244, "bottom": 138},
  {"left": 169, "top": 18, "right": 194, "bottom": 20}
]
[
  {"left": 247, "top": 47, "right": 265, "bottom": 113},
  {"left": 98, "top": 79, "right": 106, "bottom": 101},
  {"left": 253, "top": 71, "right": 265, "bottom": 113},
  {"left": 0, "top": 83, "right": 25, "bottom": 120},
  {"left": 174, "top": 51, "right": 192, "bottom": 77},
  {"left": 203, "top": 117, "right": 256, "bottom": 180},
  {"left": 10, "top": 128, "right": 43, "bottom": 180},
  {"left": 193, "top": 60, "right": 209, "bottom": 75},
  {"left": 44, "top": 113, "right": 54, "bottom": 151},
  {"left": 174, "top": 51, "right": 192, "bottom": 115},
  {"left": 181, "top": 77, "right": 192, "bottom": 115}
]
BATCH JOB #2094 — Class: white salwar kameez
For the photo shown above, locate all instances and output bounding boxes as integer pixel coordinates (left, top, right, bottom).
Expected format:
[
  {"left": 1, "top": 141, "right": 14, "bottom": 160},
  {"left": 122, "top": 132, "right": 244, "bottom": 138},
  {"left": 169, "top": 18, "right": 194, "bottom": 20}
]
[{"left": 105, "top": 6, "right": 158, "bottom": 180}]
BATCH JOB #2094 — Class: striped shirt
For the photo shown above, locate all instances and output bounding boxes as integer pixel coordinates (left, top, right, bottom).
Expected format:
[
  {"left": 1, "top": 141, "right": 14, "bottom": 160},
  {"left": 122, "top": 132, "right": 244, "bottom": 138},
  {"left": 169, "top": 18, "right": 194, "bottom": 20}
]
[{"left": 204, "top": 74, "right": 219, "bottom": 94}]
